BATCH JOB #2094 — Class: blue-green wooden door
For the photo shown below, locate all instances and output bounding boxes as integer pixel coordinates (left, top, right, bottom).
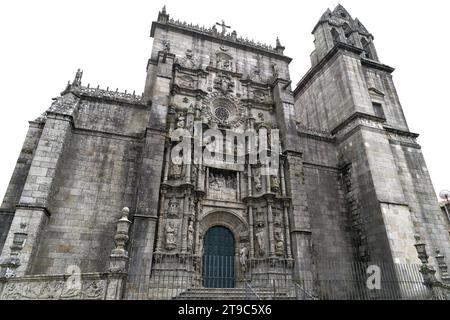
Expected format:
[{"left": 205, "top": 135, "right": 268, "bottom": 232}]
[{"left": 202, "top": 226, "right": 235, "bottom": 288}]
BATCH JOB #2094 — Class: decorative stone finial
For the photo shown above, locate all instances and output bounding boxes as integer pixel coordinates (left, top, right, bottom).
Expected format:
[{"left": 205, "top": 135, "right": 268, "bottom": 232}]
[
  {"left": 72, "top": 69, "right": 83, "bottom": 87},
  {"left": 414, "top": 234, "right": 421, "bottom": 243},
  {"left": 275, "top": 37, "right": 285, "bottom": 54},
  {"left": 109, "top": 207, "right": 132, "bottom": 273},
  {"left": 158, "top": 5, "right": 169, "bottom": 23}
]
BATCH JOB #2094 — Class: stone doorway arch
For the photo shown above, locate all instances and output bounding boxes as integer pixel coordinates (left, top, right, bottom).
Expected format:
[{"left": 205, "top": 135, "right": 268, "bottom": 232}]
[
  {"left": 202, "top": 226, "right": 235, "bottom": 288},
  {"left": 198, "top": 210, "right": 249, "bottom": 287}
]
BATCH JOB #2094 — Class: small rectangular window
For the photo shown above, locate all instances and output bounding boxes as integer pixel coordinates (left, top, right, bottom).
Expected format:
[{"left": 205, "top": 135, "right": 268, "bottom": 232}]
[{"left": 372, "top": 102, "right": 385, "bottom": 119}]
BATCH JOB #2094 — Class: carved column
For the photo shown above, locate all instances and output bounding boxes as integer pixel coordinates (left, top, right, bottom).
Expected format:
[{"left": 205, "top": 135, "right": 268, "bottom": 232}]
[
  {"left": 205, "top": 167, "right": 210, "bottom": 195},
  {"left": 194, "top": 201, "right": 202, "bottom": 256},
  {"left": 283, "top": 202, "right": 293, "bottom": 259},
  {"left": 267, "top": 199, "right": 275, "bottom": 257},
  {"left": 237, "top": 172, "right": 241, "bottom": 200},
  {"left": 265, "top": 170, "right": 271, "bottom": 194},
  {"left": 197, "top": 165, "right": 204, "bottom": 192},
  {"left": 155, "top": 191, "right": 166, "bottom": 252},
  {"left": 181, "top": 191, "right": 190, "bottom": 253},
  {"left": 280, "top": 160, "right": 287, "bottom": 197},
  {"left": 247, "top": 164, "right": 252, "bottom": 197},
  {"left": 162, "top": 141, "right": 170, "bottom": 183},
  {"left": 248, "top": 205, "right": 255, "bottom": 259}
]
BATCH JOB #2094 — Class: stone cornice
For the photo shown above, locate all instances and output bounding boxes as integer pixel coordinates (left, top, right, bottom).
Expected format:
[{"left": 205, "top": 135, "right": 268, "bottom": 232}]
[
  {"left": 62, "top": 84, "right": 147, "bottom": 107},
  {"left": 15, "top": 204, "right": 52, "bottom": 217},
  {"left": 331, "top": 112, "right": 386, "bottom": 136},
  {"left": 384, "top": 127, "right": 420, "bottom": 147},
  {"left": 361, "top": 58, "right": 395, "bottom": 74},
  {"left": 297, "top": 122, "right": 334, "bottom": 142},
  {"left": 0, "top": 208, "right": 15, "bottom": 214}
]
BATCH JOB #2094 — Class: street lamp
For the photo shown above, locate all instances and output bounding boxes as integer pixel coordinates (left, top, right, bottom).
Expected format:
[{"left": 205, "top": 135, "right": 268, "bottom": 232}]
[{"left": 439, "top": 190, "right": 450, "bottom": 223}]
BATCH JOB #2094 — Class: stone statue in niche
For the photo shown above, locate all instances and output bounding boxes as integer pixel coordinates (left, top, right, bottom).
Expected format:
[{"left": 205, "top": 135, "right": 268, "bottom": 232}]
[
  {"left": 162, "top": 40, "right": 171, "bottom": 53},
  {"left": 254, "top": 168, "right": 262, "bottom": 192},
  {"left": 167, "top": 199, "right": 180, "bottom": 217},
  {"left": 187, "top": 220, "right": 194, "bottom": 252},
  {"left": 240, "top": 245, "right": 249, "bottom": 272},
  {"left": 176, "top": 113, "right": 186, "bottom": 129},
  {"left": 255, "top": 228, "right": 266, "bottom": 256},
  {"left": 274, "top": 230, "right": 285, "bottom": 256},
  {"left": 169, "top": 160, "right": 183, "bottom": 179},
  {"left": 165, "top": 221, "right": 178, "bottom": 250},
  {"left": 273, "top": 209, "right": 283, "bottom": 228},
  {"left": 271, "top": 175, "right": 280, "bottom": 193}
]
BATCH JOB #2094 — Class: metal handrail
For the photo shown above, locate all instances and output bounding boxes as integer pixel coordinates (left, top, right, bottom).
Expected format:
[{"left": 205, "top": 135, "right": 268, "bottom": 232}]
[
  {"left": 295, "top": 282, "right": 319, "bottom": 300},
  {"left": 245, "top": 281, "right": 261, "bottom": 300}
]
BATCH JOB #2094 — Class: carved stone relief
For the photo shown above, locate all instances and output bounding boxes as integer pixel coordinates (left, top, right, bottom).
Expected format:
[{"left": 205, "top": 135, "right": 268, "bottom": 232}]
[
  {"left": 208, "top": 170, "right": 237, "bottom": 200},
  {"left": 176, "top": 49, "right": 200, "bottom": 69},
  {"left": 213, "top": 72, "right": 234, "bottom": 95},
  {"left": 165, "top": 220, "right": 179, "bottom": 250},
  {"left": 216, "top": 52, "right": 233, "bottom": 71},
  {"left": 271, "top": 175, "right": 280, "bottom": 193},
  {"left": 274, "top": 229, "right": 285, "bottom": 257},
  {"left": 167, "top": 198, "right": 180, "bottom": 218},
  {"left": 176, "top": 74, "right": 196, "bottom": 90},
  {"left": 1, "top": 278, "right": 106, "bottom": 300}
]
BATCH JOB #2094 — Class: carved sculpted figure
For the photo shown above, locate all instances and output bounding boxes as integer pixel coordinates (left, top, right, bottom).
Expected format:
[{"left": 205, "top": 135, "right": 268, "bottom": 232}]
[
  {"left": 165, "top": 221, "right": 178, "bottom": 250},
  {"left": 214, "top": 73, "right": 234, "bottom": 95},
  {"left": 254, "top": 169, "right": 262, "bottom": 192},
  {"left": 274, "top": 230, "right": 284, "bottom": 256},
  {"left": 176, "top": 114, "right": 186, "bottom": 129},
  {"left": 240, "top": 245, "right": 249, "bottom": 272},
  {"left": 167, "top": 199, "right": 180, "bottom": 217},
  {"left": 271, "top": 175, "right": 280, "bottom": 193},
  {"left": 187, "top": 220, "right": 194, "bottom": 252},
  {"left": 255, "top": 229, "right": 265, "bottom": 256}
]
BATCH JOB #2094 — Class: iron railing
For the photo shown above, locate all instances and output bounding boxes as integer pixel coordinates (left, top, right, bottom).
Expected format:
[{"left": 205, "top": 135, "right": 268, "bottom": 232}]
[{"left": 124, "top": 257, "right": 446, "bottom": 300}]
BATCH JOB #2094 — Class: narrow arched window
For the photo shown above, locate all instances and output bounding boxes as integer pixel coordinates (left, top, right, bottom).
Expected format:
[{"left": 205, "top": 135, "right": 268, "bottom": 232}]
[
  {"left": 361, "top": 38, "right": 373, "bottom": 60},
  {"left": 331, "top": 28, "right": 340, "bottom": 44},
  {"left": 343, "top": 23, "right": 352, "bottom": 38}
]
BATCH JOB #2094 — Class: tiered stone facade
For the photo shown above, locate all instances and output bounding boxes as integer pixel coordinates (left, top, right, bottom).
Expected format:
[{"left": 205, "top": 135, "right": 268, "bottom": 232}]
[{"left": 0, "top": 5, "right": 449, "bottom": 300}]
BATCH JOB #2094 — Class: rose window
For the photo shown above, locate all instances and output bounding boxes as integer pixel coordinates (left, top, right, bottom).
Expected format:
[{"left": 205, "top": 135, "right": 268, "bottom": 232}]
[{"left": 214, "top": 107, "right": 230, "bottom": 122}]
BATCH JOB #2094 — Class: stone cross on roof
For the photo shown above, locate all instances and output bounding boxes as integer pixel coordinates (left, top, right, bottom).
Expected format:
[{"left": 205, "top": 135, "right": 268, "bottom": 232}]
[{"left": 216, "top": 20, "right": 230, "bottom": 35}]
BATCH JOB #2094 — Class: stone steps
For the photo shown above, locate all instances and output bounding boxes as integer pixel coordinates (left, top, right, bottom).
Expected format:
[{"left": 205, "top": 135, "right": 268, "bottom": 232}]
[{"left": 174, "top": 287, "right": 296, "bottom": 300}]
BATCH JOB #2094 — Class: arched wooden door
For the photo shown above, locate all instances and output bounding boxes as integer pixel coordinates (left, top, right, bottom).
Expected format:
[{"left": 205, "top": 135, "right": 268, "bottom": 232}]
[{"left": 202, "top": 226, "right": 235, "bottom": 288}]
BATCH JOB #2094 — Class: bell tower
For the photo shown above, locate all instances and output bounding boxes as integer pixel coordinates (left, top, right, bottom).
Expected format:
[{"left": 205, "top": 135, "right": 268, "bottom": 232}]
[
  {"left": 310, "top": 4, "right": 379, "bottom": 65},
  {"left": 294, "top": 4, "right": 450, "bottom": 266}
]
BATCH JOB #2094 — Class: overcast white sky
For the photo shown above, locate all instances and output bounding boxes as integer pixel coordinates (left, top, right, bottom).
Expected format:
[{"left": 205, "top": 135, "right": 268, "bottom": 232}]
[{"left": 0, "top": 0, "right": 448, "bottom": 202}]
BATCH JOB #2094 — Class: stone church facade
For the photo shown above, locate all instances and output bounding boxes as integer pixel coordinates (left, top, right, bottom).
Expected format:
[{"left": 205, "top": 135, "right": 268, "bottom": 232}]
[{"left": 0, "top": 5, "right": 449, "bottom": 300}]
